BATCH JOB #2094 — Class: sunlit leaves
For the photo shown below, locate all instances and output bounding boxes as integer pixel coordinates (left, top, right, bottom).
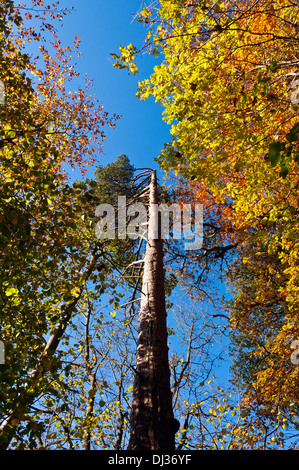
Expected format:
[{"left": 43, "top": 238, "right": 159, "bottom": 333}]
[
  {"left": 111, "top": 44, "right": 139, "bottom": 75},
  {"left": 112, "top": 0, "right": 299, "bottom": 448},
  {"left": 0, "top": 0, "right": 120, "bottom": 449},
  {"left": 266, "top": 122, "right": 299, "bottom": 177}
]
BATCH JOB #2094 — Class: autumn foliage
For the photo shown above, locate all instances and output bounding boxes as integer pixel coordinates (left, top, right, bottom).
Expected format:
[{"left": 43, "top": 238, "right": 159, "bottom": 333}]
[
  {"left": 1, "top": 0, "right": 299, "bottom": 450},
  {"left": 0, "top": 0, "right": 119, "bottom": 449},
  {"left": 113, "top": 0, "right": 299, "bottom": 447}
]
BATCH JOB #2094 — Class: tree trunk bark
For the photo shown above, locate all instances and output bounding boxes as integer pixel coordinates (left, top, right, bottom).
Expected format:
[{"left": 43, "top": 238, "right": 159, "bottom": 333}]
[{"left": 128, "top": 170, "right": 179, "bottom": 451}]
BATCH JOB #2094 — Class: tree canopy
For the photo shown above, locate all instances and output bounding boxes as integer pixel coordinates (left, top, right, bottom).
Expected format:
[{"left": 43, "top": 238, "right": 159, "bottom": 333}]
[
  {"left": 112, "top": 0, "right": 299, "bottom": 448},
  {"left": 1, "top": 0, "right": 299, "bottom": 451}
]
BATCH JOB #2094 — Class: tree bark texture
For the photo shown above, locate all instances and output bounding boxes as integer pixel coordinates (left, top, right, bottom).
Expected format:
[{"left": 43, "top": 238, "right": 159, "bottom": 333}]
[{"left": 128, "top": 170, "right": 179, "bottom": 451}]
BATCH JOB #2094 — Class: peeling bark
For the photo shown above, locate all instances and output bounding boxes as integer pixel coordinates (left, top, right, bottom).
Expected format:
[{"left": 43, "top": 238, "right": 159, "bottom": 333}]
[{"left": 128, "top": 170, "right": 179, "bottom": 451}]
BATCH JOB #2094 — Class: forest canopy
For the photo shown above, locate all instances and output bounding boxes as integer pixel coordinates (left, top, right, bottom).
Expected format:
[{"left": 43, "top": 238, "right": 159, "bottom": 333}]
[{"left": 0, "top": 0, "right": 299, "bottom": 451}]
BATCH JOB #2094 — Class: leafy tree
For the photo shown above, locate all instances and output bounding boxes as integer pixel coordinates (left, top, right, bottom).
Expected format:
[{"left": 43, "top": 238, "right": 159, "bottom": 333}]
[
  {"left": 112, "top": 0, "right": 299, "bottom": 446},
  {"left": 3, "top": 0, "right": 299, "bottom": 450},
  {"left": 0, "top": 0, "right": 119, "bottom": 449}
]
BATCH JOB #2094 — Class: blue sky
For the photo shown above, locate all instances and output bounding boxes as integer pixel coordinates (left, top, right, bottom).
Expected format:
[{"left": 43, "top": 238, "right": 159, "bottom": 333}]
[
  {"left": 58, "top": 2, "right": 233, "bottom": 378},
  {"left": 57, "top": 0, "right": 170, "bottom": 180},
  {"left": 38, "top": 1, "right": 232, "bottom": 385}
]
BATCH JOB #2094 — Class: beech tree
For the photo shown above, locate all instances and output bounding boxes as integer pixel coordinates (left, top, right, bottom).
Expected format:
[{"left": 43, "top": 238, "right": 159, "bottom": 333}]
[
  {"left": 3, "top": 0, "right": 299, "bottom": 450},
  {"left": 112, "top": 0, "right": 299, "bottom": 446},
  {"left": 0, "top": 0, "right": 119, "bottom": 449}
]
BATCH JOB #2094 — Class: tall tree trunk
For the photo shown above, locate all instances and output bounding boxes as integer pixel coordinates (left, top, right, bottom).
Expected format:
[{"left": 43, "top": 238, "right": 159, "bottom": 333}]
[{"left": 128, "top": 170, "right": 179, "bottom": 451}]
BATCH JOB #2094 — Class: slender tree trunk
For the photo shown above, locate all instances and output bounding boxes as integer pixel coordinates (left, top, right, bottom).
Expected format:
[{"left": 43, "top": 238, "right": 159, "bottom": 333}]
[
  {"left": 0, "top": 248, "right": 101, "bottom": 450},
  {"left": 128, "top": 170, "right": 179, "bottom": 451}
]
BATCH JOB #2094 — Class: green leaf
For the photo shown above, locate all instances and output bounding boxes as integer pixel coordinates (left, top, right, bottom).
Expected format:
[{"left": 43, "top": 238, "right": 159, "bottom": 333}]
[
  {"left": 7, "top": 130, "right": 16, "bottom": 139},
  {"left": 279, "top": 166, "right": 289, "bottom": 178},
  {"left": 265, "top": 142, "right": 282, "bottom": 166},
  {"left": 267, "top": 60, "right": 281, "bottom": 73},
  {"left": 286, "top": 122, "right": 299, "bottom": 143}
]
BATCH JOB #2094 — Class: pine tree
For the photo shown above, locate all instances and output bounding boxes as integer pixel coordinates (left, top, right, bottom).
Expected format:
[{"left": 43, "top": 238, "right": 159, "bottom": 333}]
[{"left": 128, "top": 170, "right": 179, "bottom": 450}]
